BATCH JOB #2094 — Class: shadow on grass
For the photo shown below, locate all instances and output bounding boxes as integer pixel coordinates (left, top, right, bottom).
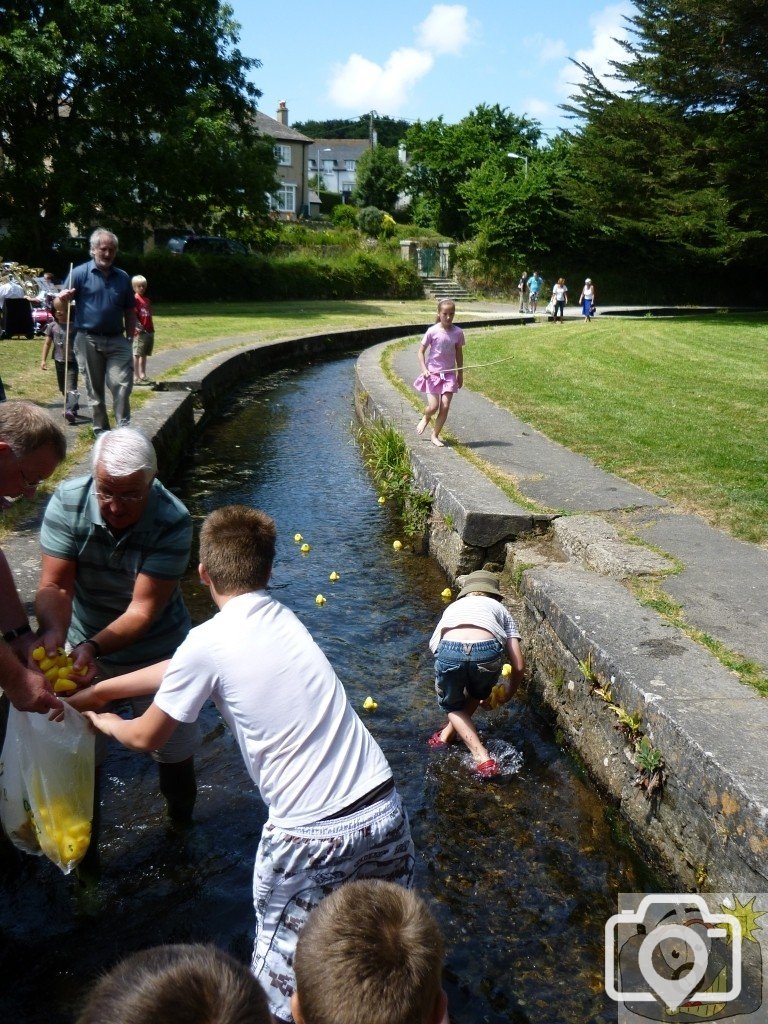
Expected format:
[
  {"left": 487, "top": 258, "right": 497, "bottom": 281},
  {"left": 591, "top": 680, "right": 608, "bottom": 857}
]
[{"left": 159, "top": 300, "right": 404, "bottom": 320}]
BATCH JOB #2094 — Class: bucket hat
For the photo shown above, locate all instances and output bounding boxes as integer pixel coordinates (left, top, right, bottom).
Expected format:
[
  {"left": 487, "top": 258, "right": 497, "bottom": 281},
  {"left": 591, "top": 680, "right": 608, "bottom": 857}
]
[{"left": 457, "top": 570, "right": 502, "bottom": 600}]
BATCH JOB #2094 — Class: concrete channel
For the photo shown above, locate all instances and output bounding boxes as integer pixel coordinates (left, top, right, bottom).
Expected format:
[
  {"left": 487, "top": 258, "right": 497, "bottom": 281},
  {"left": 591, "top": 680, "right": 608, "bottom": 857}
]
[{"left": 6, "top": 315, "right": 767, "bottom": 895}]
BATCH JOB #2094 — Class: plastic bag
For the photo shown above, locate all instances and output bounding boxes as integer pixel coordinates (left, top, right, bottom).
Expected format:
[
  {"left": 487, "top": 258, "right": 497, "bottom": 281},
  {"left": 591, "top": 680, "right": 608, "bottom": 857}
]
[{"left": 0, "top": 702, "right": 95, "bottom": 873}]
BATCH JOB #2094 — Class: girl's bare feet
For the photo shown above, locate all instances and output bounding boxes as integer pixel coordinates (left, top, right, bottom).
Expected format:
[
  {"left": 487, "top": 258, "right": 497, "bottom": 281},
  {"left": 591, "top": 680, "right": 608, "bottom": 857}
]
[
  {"left": 431, "top": 435, "right": 445, "bottom": 447},
  {"left": 416, "top": 416, "right": 429, "bottom": 435}
]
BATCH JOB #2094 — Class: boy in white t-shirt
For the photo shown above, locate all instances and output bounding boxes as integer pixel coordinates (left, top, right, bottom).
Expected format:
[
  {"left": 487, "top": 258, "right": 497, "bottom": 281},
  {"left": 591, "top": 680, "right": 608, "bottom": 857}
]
[
  {"left": 427, "top": 571, "right": 524, "bottom": 777},
  {"left": 73, "top": 505, "right": 414, "bottom": 1024}
]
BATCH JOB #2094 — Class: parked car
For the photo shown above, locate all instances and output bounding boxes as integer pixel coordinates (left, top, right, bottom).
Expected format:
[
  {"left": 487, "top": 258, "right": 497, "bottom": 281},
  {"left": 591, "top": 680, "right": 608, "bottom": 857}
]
[
  {"left": 165, "top": 235, "right": 249, "bottom": 256},
  {"left": 51, "top": 235, "right": 89, "bottom": 258}
]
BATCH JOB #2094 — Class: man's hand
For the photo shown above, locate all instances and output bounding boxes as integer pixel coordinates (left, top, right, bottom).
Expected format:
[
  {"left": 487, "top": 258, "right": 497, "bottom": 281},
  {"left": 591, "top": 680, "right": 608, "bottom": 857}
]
[{"left": 4, "top": 667, "right": 62, "bottom": 714}]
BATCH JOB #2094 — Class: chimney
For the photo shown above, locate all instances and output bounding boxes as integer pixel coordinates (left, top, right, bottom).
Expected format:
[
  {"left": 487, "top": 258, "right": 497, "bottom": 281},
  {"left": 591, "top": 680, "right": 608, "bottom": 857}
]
[{"left": 277, "top": 101, "right": 288, "bottom": 126}]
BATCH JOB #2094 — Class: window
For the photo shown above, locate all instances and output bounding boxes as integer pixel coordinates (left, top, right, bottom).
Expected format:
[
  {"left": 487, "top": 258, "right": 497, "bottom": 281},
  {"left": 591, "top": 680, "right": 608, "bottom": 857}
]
[
  {"left": 322, "top": 158, "right": 334, "bottom": 172},
  {"left": 274, "top": 145, "right": 291, "bottom": 166},
  {"left": 344, "top": 159, "right": 356, "bottom": 172},
  {"left": 269, "top": 184, "right": 297, "bottom": 214}
]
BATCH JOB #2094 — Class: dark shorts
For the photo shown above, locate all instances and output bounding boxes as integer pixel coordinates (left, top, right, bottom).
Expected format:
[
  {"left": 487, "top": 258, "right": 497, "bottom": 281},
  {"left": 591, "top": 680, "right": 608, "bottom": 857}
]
[{"left": 434, "top": 638, "right": 504, "bottom": 712}]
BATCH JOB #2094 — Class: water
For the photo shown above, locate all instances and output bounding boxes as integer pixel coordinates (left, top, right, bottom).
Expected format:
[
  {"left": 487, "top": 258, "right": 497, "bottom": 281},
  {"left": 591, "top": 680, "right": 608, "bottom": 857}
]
[{"left": 0, "top": 355, "right": 662, "bottom": 1022}]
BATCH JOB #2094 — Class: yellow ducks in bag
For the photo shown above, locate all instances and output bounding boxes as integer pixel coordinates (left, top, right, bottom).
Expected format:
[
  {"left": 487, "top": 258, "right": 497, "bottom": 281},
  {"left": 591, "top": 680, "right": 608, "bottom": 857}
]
[{"left": 32, "top": 646, "right": 88, "bottom": 693}]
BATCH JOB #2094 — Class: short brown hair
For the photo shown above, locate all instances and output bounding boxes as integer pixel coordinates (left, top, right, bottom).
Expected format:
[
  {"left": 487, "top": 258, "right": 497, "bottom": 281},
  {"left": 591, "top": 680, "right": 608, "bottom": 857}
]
[
  {"left": 76, "top": 943, "right": 271, "bottom": 1024},
  {"left": 0, "top": 400, "right": 66, "bottom": 462},
  {"left": 294, "top": 880, "right": 444, "bottom": 1024},
  {"left": 199, "top": 505, "right": 276, "bottom": 594}
]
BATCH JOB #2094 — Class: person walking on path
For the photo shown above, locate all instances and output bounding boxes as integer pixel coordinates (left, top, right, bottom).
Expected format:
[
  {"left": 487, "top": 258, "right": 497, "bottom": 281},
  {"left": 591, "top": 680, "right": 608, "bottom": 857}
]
[
  {"left": 132, "top": 275, "right": 155, "bottom": 385},
  {"left": 517, "top": 271, "right": 529, "bottom": 313},
  {"left": 414, "top": 299, "right": 464, "bottom": 448},
  {"left": 578, "top": 278, "right": 596, "bottom": 321},
  {"left": 55, "top": 228, "right": 136, "bottom": 436},
  {"left": 551, "top": 278, "right": 568, "bottom": 322},
  {"left": 41, "top": 307, "right": 80, "bottom": 423},
  {"left": 527, "top": 270, "right": 544, "bottom": 313},
  {"left": 427, "top": 571, "right": 524, "bottom": 778},
  {"left": 0, "top": 401, "right": 66, "bottom": 713}
]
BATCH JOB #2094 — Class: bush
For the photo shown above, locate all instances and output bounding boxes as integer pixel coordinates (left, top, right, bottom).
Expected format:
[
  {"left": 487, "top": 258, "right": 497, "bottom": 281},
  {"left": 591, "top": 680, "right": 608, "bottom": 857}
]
[
  {"left": 358, "top": 206, "right": 385, "bottom": 237},
  {"left": 331, "top": 204, "right": 359, "bottom": 229}
]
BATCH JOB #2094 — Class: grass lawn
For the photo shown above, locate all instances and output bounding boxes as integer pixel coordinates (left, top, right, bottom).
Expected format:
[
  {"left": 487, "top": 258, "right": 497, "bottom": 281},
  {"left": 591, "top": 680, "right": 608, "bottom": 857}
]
[{"left": 456, "top": 312, "right": 768, "bottom": 546}]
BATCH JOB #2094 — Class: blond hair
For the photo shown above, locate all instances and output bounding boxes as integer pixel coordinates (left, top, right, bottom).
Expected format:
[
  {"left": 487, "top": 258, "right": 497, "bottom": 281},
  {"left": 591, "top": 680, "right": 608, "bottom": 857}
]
[
  {"left": 199, "top": 505, "right": 276, "bottom": 594},
  {"left": 294, "top": 880, "right": 444, "bottom": 1024}
]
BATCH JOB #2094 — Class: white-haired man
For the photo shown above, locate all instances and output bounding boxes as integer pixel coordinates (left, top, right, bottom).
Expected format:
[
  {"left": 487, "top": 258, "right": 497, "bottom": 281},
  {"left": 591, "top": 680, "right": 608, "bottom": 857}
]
[
  {"left": 35, "top": 427, "right": 199, "bottom": 829},
  {"left": 55, "top": 228, "right": 136, "bottom": 435}
]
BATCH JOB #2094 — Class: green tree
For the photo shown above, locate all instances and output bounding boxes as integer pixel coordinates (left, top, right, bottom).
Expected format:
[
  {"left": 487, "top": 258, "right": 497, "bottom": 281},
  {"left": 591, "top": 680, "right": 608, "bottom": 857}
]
[
  {"left": 403, "top": 104, "right": 541, "bottom": 238},
  {"left": 563, "top": 1, "right": 768, "bottom": 265},
  {"left": 352, "top": 147, "right": 404, "bottom": 212},
  {"left": 293, "top": 114, "right": 410, "bottom": 148},
  {"left": 0, "top": 0, "right": 277, "bottom": 258}
]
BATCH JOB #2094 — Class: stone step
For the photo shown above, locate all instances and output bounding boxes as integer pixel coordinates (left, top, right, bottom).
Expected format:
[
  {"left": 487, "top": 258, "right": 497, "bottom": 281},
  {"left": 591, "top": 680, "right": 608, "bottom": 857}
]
[{"left": 422, "top": 277, "right": 473, "bottom": 300}]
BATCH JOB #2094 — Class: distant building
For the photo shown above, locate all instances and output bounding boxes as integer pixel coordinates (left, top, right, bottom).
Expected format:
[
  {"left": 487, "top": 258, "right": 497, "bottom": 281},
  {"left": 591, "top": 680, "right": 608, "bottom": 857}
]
[
  {"left": 254, "top": 101, "right": 313, "bottom": 219},
  {"left": 308, "top": 139, "right": 370, "bottom": 204}
]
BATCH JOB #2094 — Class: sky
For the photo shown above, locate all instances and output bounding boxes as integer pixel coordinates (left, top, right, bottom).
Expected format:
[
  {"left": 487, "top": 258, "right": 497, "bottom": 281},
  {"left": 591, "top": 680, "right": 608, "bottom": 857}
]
[{"left": 228, "top": 1, "right": 637, "bottom": 138}]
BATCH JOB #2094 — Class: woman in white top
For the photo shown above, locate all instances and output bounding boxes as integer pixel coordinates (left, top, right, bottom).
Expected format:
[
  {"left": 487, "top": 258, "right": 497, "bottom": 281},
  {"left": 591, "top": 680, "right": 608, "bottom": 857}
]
[{"left": 578, "top": 278, "right": 596, "bottom": 322}]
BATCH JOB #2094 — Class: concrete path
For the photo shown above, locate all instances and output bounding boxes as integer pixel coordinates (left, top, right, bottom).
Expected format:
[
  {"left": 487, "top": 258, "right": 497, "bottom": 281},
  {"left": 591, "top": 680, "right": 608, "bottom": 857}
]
[{"left": 390, "top": 342, "right": 768, "bottom": 675}]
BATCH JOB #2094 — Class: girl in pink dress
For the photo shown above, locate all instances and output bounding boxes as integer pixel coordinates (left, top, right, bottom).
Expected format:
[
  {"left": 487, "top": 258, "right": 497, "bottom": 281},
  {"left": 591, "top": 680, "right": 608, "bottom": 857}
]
[{"left": 413, "top": 299, "right": 465, "bottom": 447}]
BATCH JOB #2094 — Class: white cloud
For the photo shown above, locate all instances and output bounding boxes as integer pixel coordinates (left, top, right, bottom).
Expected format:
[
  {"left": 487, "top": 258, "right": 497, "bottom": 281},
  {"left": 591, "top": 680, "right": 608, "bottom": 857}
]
[
  {"left": 329, "top": 48, "right": 434, "bottom": 112},
  {"left": 416, "top": 4, "right": 472, "bottom": 56},
  {"left": 525, "top": 97, "right": 553, "bottom": 119},
  {"left": 557, "top": 2, "right": 633, "bottom": 97},
  {"left": 328, "top": 4, "right": 471, "bottom": 112},
  {"left": 523, "top": 33, "right": 569, "bottom": 65}
]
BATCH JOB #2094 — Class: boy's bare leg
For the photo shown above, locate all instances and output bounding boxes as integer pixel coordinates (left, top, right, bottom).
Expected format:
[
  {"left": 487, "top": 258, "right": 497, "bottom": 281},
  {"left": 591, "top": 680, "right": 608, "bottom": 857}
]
[{"left": 447, "top": 700, "right": 490, "bottom": 764}]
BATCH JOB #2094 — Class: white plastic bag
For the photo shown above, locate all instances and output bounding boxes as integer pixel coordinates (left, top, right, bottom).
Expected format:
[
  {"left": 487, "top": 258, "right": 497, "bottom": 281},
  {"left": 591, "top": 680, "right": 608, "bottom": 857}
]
[{"left": 0, "top": 702, "right": 95, "bottom": 873}]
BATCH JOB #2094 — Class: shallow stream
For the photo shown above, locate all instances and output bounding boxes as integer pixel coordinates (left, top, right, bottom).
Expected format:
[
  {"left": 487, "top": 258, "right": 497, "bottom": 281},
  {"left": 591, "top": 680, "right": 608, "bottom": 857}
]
[{"left": 0, "top": 354, "right": 661, "bottom": 1023}]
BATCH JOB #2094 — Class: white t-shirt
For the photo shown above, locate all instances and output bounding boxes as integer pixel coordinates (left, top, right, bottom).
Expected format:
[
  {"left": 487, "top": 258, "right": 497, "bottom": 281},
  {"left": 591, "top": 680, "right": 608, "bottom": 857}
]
[
  {"left": 155, "top": 590, "right": 391, "bottom": 829},
  {"left": 429, "top": 593, "right": 521, "bottom": 653}
]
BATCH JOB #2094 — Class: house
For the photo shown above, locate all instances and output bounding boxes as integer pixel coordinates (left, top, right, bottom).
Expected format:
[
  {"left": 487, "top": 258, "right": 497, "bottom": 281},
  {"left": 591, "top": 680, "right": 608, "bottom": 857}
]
[
  {"left": 254, "top": 102, "right": 313, "bottom": 220},
  {"left": 308, "top": 139, "right": 370, "bottom": 203}
]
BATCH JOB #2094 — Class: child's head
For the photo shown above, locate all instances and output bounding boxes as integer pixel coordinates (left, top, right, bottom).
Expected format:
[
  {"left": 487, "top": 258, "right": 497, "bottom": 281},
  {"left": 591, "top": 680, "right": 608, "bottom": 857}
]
[
  {"left": 292, "top": 880, "right": 446, "bottom": 1024},
  {"left": 132, "top": 274, "right": 147, "bottom": 294},
  {"left": 435, "top": 298, "right": 455, "bottom": 324},
  {"left": 199, "top": 505, "right": 276, "bottom": 595},
  {"left": 75, "top": 943, "right": 271, "bottom": 1024},
  {"left": 54, "top": 306, "right": 67, "bottom": 323},
  {"left": 456, "top": 569, "right": 503, "bottom": 601}
]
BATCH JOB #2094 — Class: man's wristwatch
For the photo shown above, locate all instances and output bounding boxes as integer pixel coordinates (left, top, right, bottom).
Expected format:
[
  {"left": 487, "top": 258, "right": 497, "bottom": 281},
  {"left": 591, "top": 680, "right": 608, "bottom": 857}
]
[
  {"left": 2, "top": 623, "right": 32, "bottom": 644},
  {"left": 73, "top": 638, "right": 103, "bottom": 659}
]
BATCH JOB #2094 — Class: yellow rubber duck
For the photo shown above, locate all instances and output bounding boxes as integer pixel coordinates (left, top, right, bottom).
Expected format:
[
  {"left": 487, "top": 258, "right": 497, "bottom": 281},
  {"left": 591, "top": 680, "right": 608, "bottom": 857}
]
[
  {"left": 329, "top": 571, "right": 340, "bottom": 582},
  {"left": 300, "top": 543, "right": 311, "bottom": 553},
  {"left": 363, "top": 696, "right": 378, "bottom": 711},
  {"left": 487, "top": 683, "right": 507, "bottom": 710},
  {"left": 377, "top": 496, "right": 386, "bottom": 505},
  {"left": 315, "top": 594, "right": 327, "bottom": 605},
  {"left": 294, "top": 533, "right": 303, "bottom": 542},
  {"left": 392, "top": 540, "right": 403, "bottom": 551},
  {"left": 502, "top": 663, "right": 512, "bottom": 677},
  {"left": 441, "top": 587, "right": 452, "bottom": 599}
]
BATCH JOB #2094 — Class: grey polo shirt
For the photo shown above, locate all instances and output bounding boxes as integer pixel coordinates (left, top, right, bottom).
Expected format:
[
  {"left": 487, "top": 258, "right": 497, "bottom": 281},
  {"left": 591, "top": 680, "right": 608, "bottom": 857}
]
[{"left": 40, "top": 476, "right": 193, "bottom": 667}]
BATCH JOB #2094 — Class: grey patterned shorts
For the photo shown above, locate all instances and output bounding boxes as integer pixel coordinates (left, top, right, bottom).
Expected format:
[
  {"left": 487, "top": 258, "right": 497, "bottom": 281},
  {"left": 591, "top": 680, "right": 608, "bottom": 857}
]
[{"left": 250, "top": 787, "right": 415, "bottom": 1023}]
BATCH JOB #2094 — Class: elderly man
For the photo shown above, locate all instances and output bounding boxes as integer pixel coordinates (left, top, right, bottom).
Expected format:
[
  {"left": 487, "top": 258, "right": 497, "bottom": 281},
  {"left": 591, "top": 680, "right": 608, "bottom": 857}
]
[
  {"left": 35, "top": 427, "right": 199, "bottom": 823},
  {"left": 55, "top": 228, "right": 136, "bottom": 436},
  {"left": 0, "top": 401, "right": 66, "bottom": 712}
]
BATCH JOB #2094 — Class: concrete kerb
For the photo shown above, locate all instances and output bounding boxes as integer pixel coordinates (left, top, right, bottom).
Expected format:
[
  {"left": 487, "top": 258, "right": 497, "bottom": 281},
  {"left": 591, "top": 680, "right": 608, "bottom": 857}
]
[{"left": 355, "top": 338, "right": 768, "bottom": 891}]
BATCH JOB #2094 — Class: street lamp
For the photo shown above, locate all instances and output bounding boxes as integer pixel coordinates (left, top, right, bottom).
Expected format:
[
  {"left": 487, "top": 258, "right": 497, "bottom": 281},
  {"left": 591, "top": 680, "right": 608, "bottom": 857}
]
[
  {"left": 315, "top": 146, "right": 332, "bottom": 192},
  {"left": 506, "top": 151, "right": 528, "bottom": 177}
]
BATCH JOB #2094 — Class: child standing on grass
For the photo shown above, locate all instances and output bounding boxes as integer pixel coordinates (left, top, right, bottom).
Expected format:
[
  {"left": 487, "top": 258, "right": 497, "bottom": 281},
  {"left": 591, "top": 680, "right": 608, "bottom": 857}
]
[
  {"left": 414, "top": 299, "right": 464, "bottom": 448},
  {"left": 40, "top": 307, "right": 79, "bottom": 423},
  {"left": 70, "top": 504, "right": 414, "bottom": 1024},
  {"left": 427, "top": 571, "right": 524, "bottom": 778},
  {"left": 132, "top": 275, "right": 155, "bottom": 384}
]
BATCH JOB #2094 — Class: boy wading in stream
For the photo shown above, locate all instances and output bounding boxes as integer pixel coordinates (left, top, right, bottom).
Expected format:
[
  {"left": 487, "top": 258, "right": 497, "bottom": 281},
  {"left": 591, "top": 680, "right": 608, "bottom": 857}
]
[{"left": 427, "top": 571, "right": 524, "bottom": 777}]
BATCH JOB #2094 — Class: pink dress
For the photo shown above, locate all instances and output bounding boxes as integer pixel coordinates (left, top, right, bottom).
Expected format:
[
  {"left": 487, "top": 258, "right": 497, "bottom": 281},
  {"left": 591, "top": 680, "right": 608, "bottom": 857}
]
[{"left": 413, "top": 323, "right": 465, "bottom": 394}]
